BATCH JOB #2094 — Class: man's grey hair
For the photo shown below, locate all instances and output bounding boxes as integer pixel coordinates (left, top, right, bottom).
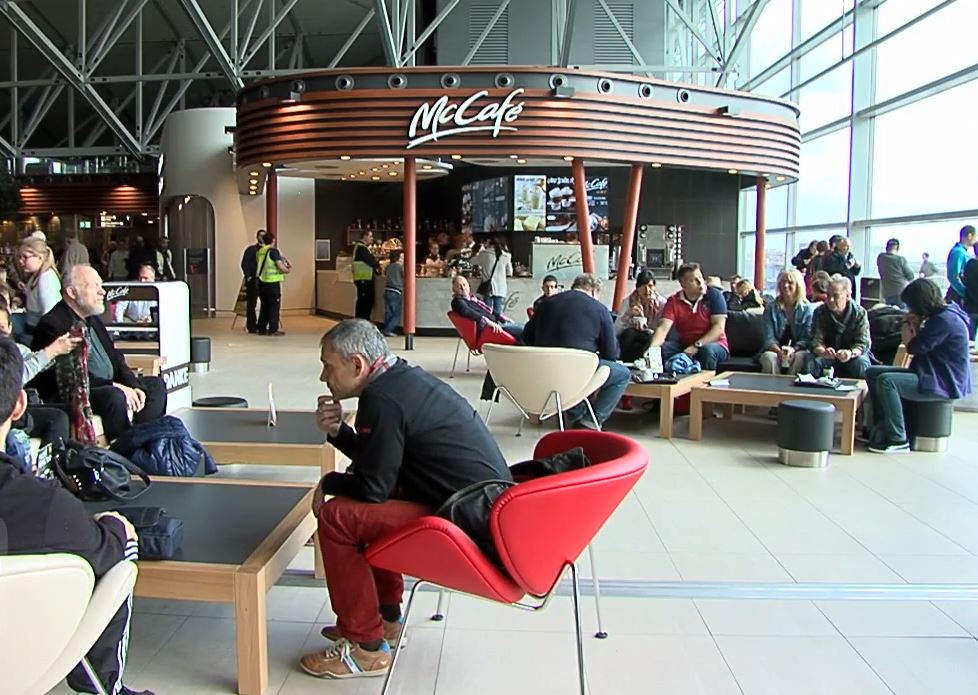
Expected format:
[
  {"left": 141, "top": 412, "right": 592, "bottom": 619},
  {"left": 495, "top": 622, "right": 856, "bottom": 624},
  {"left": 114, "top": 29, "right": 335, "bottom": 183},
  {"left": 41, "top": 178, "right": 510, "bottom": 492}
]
[
  {"left": 828, "top": 274, "right": 852, "bottom": 293},
  {"left": 62, "top": 263, "right": 95, "bottom": 290},
  {"left": 320, "top": 319, "right": 391, "bottom": 362},
  {"left": 571, "top": 273, "right": 602, "bottom": 293}
]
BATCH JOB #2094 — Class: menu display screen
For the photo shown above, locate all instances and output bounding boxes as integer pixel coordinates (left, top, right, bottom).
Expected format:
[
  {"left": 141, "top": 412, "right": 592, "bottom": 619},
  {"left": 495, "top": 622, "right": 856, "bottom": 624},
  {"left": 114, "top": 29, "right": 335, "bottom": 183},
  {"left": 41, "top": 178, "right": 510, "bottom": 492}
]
[
  {"left": 513, "top": 175, "right": 547, "bottom": 232},
  {"left": 543, "top": 175, "right": 609, "bottom": 233},
  {"left": 461, "top": 177, "right": 510, "bottom": 233}
]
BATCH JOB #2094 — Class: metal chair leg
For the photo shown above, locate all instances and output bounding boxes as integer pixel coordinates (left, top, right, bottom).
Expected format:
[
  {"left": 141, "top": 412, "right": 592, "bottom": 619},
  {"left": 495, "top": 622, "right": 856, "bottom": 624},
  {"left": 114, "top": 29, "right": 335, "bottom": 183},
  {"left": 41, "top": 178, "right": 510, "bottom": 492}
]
[
  {"left": 569, "top": 563, "right": 588, "bottom": 695},
  {"left": 380, "top": 579, "right": 423, "bottom": 695},
  {"left": 450, "top": 339, "right": 462, "bottom": 378},
  {"left": 485, "top": 388, "right": 499, "bottom": 427},
  {"left": 431, "top": 589, "right": 446, "bottom": 621},
  {"left": 516, "top": 416, "right": 524, "bottom": 437},
  {"left": 587, "top": 544, "right": 608, "bottom": 638},
  {"left": 584, "top": 398, "right": 602, "bottom": 431},
  {"left": 466, "top": 350, "right": 472, "bottom": 372},
  {"left": 556, "top": 392, "right": 564, "bottom": 431}
]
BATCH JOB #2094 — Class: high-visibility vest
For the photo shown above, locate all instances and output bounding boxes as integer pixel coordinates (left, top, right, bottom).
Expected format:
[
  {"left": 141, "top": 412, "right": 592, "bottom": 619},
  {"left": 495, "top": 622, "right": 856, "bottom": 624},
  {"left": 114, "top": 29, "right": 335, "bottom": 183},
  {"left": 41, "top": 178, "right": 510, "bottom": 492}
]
[
  {"left": 352, "top": 243, "right": 374, "bottom": 281},
  {"left": 257, "top": 244, "right": 284, "bottom": 283}
]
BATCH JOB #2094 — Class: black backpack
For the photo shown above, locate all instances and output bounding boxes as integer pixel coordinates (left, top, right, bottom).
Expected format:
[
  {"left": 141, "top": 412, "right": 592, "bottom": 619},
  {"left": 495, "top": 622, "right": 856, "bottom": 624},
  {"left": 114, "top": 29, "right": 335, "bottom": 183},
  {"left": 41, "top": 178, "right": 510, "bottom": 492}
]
[{"left": 868, "top": 305, "right": 906, "bottom": 366}]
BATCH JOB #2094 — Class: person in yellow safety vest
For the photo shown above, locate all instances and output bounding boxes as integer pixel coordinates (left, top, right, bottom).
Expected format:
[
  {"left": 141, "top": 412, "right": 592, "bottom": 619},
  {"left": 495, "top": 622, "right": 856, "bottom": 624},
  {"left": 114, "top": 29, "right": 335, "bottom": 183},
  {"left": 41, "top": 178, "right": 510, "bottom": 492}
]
[
  {"left": 256, "top": 229, "right": 292, "bottom": 336},
  {"left": 352, "top": 230, "right": 380, "bottom": 320}
]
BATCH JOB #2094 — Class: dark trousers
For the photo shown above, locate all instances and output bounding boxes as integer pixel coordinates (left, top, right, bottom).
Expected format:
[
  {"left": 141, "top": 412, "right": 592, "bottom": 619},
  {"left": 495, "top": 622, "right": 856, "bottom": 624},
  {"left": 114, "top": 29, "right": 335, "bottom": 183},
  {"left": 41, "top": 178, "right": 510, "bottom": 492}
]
[
  {"left": 382, "top": 288, "right": 403, "bottom": 334},
  {"left": 89, "top": 375, "right": 167, "bottom": 441},
  {"left": 25, "top": 406, "right": 70, "bottom": 448},
  {"left": 67, "top": 598, "right": 133, "bottom": 694},
  {"left": 865, "top": 366, "right": 921, "bottom": 445},
  {"left": 355, "top": 279, "right": 375, "bottom": 320},
  {"left": 318, "top": 496, "right": 432, "bottom": 643},
  {"left": 245, "top": 277, "right": 259, "bottom": 333},
  {"left": 257, "top": 280, "right": 282, "bottom": 334}
]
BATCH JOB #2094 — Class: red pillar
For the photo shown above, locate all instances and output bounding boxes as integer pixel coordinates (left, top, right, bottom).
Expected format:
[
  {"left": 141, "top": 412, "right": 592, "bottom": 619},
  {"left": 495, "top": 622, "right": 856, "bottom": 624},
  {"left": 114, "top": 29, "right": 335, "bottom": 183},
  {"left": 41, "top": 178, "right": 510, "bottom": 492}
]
[
  {"left": 266, "top": 170, "right": 278, "bottom": 244},
  {"left": 613, "top": 163, "right": 645, "bottom": 310},
  {"left": 572, "top": 158, "right": 595, "bottom": 274},
  {"left": 402, "top": 157, "right": 417, "bottom": 350},
  {"left": 754, "top": 176, "right": 766, "bottom": 290}
]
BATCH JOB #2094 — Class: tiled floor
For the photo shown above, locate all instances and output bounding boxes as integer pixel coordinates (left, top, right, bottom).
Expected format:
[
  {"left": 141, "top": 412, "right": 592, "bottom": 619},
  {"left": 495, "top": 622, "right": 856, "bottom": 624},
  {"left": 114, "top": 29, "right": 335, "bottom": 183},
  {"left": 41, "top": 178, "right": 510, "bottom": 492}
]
[{"left": 58, "top": 315, "right": 978, "bottom": 694}]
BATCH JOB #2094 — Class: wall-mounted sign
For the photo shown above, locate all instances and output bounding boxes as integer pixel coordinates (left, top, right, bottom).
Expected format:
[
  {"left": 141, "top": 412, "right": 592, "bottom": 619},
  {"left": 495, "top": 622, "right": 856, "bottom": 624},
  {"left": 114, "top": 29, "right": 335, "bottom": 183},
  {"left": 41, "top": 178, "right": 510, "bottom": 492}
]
[
  {"left": 407, "top": 88, "right": 525, "bottom": 149},
  {"left": 100, "top": 213, "right": 127, "bottom": 228}
]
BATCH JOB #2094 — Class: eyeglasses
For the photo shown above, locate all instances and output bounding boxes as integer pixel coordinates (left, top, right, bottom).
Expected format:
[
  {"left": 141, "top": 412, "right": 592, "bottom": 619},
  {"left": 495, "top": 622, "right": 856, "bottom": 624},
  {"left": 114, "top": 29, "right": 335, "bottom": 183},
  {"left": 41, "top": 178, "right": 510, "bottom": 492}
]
[{"left": 17, "top": 253, "right": 38, "bottom": 261}]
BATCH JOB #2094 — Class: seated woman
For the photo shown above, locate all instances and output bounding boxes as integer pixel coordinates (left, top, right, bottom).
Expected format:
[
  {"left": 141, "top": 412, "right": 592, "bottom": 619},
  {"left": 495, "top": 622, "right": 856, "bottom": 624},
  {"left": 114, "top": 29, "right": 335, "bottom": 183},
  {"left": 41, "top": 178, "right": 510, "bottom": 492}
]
[
  {"left": 615, "top": 271, "right": 666, "bottom": 362},
  {"left": 16, "top": 237, "right": 61, "bottom": 341},
  {"left": 809, "top": 270, "right": 831, "bottom": 303},
  {"left": 727, "top": 279, "right": 764, "bottom": 311},
  {"left": 864, "top": 278, "right": 972, "bottom": 454},
  {"left": 758, "top": 269, "right": 813, "bottom": 375}
]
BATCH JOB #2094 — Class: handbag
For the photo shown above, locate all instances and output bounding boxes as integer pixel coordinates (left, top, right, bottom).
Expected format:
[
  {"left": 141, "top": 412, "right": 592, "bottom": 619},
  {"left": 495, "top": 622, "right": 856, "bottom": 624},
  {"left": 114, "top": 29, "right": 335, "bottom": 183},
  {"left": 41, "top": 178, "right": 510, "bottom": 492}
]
[
  {"left": 477, "top": 252, "right": 502, "bottom": 298},
  {"left": 50, "top": 439, "right": 151, "bottom": 502},
  {"left": 436, "top": 479, "right": 514, "bottom": 565},
  {"left": 117, "top": 506, "right": 184, "bottom": 560}
]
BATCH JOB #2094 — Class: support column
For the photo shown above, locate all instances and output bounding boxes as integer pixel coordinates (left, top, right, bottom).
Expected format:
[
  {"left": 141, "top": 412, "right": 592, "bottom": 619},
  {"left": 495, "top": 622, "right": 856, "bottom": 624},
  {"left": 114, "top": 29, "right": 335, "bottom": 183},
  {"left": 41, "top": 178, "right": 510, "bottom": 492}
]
[
  {"left": 402, "top": 156, "right": 416, "bottom": 350},
  {"left": 612, "top": 163, "right": 644, "bottom": 309},
  {"left": 266, "top": 170, "right": 278, "bottom": 243},
  {"left": 572, "top": 158, "right": 595, "bottom": 274},
  {"left": 754, "top": 176, "right": 766, "bottom": 289}
]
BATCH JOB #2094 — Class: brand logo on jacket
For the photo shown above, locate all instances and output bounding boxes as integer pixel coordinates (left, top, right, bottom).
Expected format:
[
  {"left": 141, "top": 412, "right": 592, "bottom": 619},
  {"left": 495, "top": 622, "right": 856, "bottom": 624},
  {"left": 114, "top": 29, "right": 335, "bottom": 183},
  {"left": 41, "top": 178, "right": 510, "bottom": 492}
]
[{"left": 407, "top": 88, "right": 525, "bottom": 149}]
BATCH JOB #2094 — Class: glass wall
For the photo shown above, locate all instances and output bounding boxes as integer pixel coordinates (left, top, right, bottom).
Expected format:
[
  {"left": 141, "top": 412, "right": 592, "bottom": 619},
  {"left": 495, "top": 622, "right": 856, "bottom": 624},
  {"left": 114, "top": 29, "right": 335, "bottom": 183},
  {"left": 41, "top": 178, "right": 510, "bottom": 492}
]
[{"left": 737, "top": 0, "right": 978, "bottom": 286}]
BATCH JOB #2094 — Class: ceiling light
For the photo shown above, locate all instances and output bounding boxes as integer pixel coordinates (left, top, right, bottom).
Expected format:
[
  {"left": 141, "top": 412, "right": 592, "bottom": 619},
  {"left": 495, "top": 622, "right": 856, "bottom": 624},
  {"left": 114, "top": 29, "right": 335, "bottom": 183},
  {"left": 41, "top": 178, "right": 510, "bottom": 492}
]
[
  {"left": 262, "top": 161, "right": 272, "bottom": 168},
  {"left": 563, "top": 156, "right": 574, "bottom": 161},
  {"left": 381, "top": 164, "right": 390, "bottom": 169},
  {"left": 651, "top": 163, "right": 662, "bottom": 168},
  {"left": 516, "top": 159, "right": 527, "bottom": 164},
  {"left": 727, "top": 169, "right": 739, "bottom": 174},
  {"left": 249, "top": 170, "right": 259, "bottom": 176},
  {"left": 349, "top": 174, "right": 356, "bottom": 179},
  {"left": 340, "top": 155, "right": 351, "bottom": 161},
  {"left": 422, "top": 164, "right": 433, "bottom": 170},
  {"left": 141, "top": 212, "right": 148, "bottom": 216},
  {"left": 249, "top": 191, "right": 257, "bottom": 196},
  {"left": 371, "top": 167, "right": 379, "bottom": 172},
  {"left": 359, "top": 171, "right": 366, "bottom": 176},
  {"left": 776, "top": 175, "right": 786, "bottom": 181},
  {"left": 509, "top": 155, "right": 518, "bottom": 159},
  {"left": 451, "top": 154, "right": 462, "bottom": 160},
  {"left": 388, "top": 172, "right": 398, "bottom": 177},
  {"left": 371, "top": 175, "right": 381, "bottom": 181}
]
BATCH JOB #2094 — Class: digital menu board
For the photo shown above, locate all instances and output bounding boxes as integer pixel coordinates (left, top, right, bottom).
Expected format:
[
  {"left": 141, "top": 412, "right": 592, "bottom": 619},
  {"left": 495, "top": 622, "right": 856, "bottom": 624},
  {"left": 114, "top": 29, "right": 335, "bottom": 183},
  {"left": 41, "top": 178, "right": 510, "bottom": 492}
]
[
  {"left": 543, "top": 175, "right": 609, "bottom": 233},
  {"left": 461, "top": 176, "right": 510, "bottom": 233},
  {"left": 513, "top": 175, "right": 547, "bottom": 232}
]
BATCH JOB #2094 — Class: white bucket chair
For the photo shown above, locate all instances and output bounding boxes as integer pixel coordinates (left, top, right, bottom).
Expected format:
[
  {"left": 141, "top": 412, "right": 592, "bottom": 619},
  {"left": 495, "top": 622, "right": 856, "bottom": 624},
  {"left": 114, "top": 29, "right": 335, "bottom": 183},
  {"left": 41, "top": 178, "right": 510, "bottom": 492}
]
[
  {"left": 482, "top": 344, "right": 611, "bottom": 434},
  {"left": 0, "top": 553, "right": 138, "bottom": 695}
]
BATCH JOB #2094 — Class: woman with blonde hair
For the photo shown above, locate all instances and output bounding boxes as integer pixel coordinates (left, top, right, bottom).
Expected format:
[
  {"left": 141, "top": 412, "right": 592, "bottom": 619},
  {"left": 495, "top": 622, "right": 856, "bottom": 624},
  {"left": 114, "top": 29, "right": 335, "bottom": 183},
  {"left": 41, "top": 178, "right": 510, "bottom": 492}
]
[
  {"left": 757, "top": 269, "right": 813, "bottom": 375},
  {"left": 17, "top": 236, "right": 61, "bottom": 336}
]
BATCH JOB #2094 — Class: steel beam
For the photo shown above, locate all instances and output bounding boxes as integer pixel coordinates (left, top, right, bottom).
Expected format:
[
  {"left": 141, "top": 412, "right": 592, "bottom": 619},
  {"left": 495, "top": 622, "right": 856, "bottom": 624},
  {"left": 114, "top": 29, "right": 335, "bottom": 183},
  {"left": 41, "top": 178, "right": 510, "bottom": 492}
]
[
  {"left": 373, "top": 0, "right": 400, "bottom": 66},
  {"left": 328, "top": 7, "right": 376, "bottom": 68},
  {"left": 664, "top": 0, "right": 720, "bottom": 65},
  {"left": 177, "top": 0, "right": 243, "bottom": 88},
  {"left": 558, "top": 0, "right": 577, "bottom": 67},
  {"left": 87, "top": 0, "right": 129, "bottom": 73},
  {"left": 401, "top": 0, "right": 462, "bottom": 65},
  {"left": 0, "top": 134, "right": 18, "bottom": 157},
  {"left": 240, "top": 0, "right": 301, "bottom": 68},
  {"left": 0, "top": 2, "right": 142, "bottom": 155},
  {"left": 239, "top": 0, "right": 263, "bottom": 63},
  {"left": 705, "top": 0, "right": 723, "bottom": 62},
  {"left": 715, "top": 0, "right": 770, "bottom": 87},
  {"left": 144, "top": 44, "right": 184, "bottom": 144},
  {"left": 462, "top": 0, "right": 511, "bottom": 65},
  {"left": 78, "top": 0, "right": 86, "bottom": 70},
  {"left": 87, "top": 0, "right": 151, "bottom": 76}
]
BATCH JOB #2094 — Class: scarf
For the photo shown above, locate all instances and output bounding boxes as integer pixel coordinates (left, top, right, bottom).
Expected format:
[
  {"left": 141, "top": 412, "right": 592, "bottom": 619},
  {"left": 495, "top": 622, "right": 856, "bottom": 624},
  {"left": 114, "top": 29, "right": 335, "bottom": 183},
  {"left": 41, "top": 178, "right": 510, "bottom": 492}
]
[{"left": 55, "top": 324, "right": 98, "bottom": 445}]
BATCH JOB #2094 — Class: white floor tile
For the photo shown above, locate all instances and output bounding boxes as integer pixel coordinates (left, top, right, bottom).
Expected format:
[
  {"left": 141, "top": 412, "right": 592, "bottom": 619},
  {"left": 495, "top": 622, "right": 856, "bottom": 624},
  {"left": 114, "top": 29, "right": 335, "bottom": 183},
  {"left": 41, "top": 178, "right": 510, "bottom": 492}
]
[
  {"left": 878, "top": 555, "right": 978, "bottom": 583},
  {"left": 776, "top": 554, "right": 906, "bottom": 583},
  {"left": 850, "top": 636, "right": 978, "bottom": 695},
  {"left": 715, "top": 635, "right": 892, "bottom": 695},
  {"left": 695, "top": 599, "right": 840, "bottom": 637},
  {"left": 815, "top": 600, "right": 969, "bottom": 637},
  {"left": 931, "top": 601, "right": 978, "bottom": 637},
  {"left": 669, "top": 552, "right": 793, "bottom": 582}
]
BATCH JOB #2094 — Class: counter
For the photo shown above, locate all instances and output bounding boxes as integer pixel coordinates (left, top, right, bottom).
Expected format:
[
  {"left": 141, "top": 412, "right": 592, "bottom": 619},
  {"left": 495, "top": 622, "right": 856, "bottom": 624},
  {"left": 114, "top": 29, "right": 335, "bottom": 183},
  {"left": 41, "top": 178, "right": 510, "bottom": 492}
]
[
  {"left": 531, "top": 243, "right": 610, "bottom": 282},
  {"left": 317, "top": 270, "right": 681, "bottom": 334}
]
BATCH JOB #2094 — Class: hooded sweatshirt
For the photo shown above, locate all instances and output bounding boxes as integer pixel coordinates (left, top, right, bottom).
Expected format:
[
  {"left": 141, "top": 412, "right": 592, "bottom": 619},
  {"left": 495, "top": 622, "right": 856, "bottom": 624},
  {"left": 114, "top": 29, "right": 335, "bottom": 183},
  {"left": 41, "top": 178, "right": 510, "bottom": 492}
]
[{"left": 907, "top": 302, "right": 973, "bottom": 399}]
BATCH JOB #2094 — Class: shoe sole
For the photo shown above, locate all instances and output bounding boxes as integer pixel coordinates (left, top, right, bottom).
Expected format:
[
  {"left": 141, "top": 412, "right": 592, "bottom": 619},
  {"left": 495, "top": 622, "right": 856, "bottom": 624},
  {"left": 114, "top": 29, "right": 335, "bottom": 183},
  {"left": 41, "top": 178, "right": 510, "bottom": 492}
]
[
  {"left": 299, "top": 661, "right": 389, "bottom": 679},
  {"left": 867, "top": 446, "right": 910, "bottom": 454}
]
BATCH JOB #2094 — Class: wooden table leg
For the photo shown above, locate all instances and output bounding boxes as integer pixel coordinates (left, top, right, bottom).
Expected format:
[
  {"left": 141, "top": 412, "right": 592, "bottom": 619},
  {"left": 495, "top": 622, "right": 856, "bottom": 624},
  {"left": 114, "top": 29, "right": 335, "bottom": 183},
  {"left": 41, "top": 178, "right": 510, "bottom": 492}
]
[
  {"left": 689, "top": 392, "right": 704, "bottom": 440},
  {"left": 234, "top": 571, "right": 268, "bottom": 695},
  {"left": 658, "top": 392, "right": 674, "bottom": 439},
  {"left": 840, "top": 402, "right": 856, "bottom": 455},
  {"left": 719, "top": 403, "right": 735, "bottom": 419}
]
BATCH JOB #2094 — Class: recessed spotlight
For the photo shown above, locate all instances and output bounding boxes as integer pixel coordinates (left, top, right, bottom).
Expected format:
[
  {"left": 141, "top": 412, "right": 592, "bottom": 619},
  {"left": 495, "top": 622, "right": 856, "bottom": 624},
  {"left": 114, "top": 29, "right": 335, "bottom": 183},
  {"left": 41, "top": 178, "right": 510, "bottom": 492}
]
[
  {"left": 371, "top": 175, "right": 381, "bottom": 181},
  {"left": 451, "top": 154, "right": 462, "bottom": 160},
  {"left": 249, "top": 191, "right": 257, "bottom": 196},
  {"left": 422, "top": 164, "right": 433, "bottom": 170},
  {"left": 776, "top": 175, "right": 786, "bottom": 181},
  {"left": 371, "top": 167, "right": 379, "bottom": 172},
  {"left": 340, "top": 155, "right": 351, "bottom": 160},
  {"left": 651, "top": 163, "right": 662, "bottom": 168},
  {"left": 509, "top": 155, "right": 519, "bottom": 159},
  {"left": 349, "top": 174, "right": 356, "bottom": 179},
  {"left": 249, "top": 170, "right": 259, "bottom": 176},
  {"left": 563, "top": 156, "right": 574, "bottom": 161},
  {"left": 359, "top": 171, "right": 366, "bottom": 176},
  {"left": 381, "top": 164, "right": 390, "bottom": 169},
  {"left": 516, "top": 159, "right": 527, "bottom": 164},
  {"left": 261, "top": 161, "right": 272, "bottom": 168},
  {"left": 388, "top": 171, "right": 398, "bottom": 176},
  {"left": 727, "top": 169, "right": 739, "bottom": 174}
]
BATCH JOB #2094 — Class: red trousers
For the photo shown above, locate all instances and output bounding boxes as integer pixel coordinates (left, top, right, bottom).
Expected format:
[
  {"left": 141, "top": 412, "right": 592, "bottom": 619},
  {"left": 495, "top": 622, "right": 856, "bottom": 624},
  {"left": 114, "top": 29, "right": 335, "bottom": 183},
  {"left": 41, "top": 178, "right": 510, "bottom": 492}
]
[{"left": 318, "top": 496, "right": 432, "bottom": 643}]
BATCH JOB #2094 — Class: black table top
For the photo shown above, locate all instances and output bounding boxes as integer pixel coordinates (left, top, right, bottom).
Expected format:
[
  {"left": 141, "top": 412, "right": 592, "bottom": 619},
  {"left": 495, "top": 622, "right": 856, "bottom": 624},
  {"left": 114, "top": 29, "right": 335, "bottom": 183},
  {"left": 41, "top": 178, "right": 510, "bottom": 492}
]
[
  {"left": 175, "top": 408, "right": 327, "bottom": 445},
  {"left": 716, "top": 372, "right": 862, "bottom": 396},
  {"left": 85, "top": 481, "right": 311, "bottom": 565}
]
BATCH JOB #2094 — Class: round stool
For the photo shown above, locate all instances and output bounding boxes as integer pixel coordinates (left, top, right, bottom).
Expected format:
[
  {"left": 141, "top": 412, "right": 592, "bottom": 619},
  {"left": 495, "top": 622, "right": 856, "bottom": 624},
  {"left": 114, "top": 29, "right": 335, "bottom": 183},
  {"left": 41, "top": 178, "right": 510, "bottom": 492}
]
[
  {"left": 776, "top": 400, "right": 835, "bottom": 467},
  {"left": 901, "top": 392, "right": 953, "bottom": 452},
  {"left": 192, "top": 396, "right": 249, "bottom": 409},
  {"left": 190, "top": 336, "right": 211, "bottom": 373}
]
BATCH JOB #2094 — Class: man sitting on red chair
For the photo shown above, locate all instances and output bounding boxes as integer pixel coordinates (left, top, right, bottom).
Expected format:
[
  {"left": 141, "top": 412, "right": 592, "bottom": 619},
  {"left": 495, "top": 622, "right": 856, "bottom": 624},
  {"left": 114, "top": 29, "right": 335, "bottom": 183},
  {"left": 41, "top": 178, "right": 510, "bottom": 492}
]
[
  {"left": 450, "top": 274, "right": 523, "bottom": 341},
  {"left": 300, "top": 319, "right": 513, "bottom": 680}
]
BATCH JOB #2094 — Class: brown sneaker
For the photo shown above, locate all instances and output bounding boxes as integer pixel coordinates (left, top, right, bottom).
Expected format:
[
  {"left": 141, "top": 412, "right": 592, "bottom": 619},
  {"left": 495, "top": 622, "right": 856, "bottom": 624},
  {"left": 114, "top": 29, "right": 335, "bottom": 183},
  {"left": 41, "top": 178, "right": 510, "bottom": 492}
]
[
  {"left": 299, "top": 638, "right": 391, "bottom": 679},
  {"left": 321, "top": 619, "right": 406, "bottom": 648}
]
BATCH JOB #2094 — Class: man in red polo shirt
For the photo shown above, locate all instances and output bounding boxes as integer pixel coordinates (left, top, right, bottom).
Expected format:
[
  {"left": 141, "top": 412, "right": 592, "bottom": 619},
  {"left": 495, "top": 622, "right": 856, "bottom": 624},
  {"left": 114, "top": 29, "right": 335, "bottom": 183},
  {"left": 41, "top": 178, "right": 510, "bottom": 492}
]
[{"left": 650, "top": 262, "right": 729, "bottom": 370}]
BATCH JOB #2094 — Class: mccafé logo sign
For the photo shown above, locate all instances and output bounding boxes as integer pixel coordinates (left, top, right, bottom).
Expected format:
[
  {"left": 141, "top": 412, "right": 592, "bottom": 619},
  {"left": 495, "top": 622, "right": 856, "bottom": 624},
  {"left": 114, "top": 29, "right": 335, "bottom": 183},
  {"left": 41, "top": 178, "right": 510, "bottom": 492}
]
[{"left": 407, "top": 88, "right": 525, "bottom": 149}]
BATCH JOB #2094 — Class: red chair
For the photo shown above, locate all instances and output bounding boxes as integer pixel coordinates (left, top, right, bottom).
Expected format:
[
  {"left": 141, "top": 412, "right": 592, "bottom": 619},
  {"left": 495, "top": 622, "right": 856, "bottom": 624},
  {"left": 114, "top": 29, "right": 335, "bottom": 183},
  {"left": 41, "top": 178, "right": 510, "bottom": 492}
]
[
  {"left": 447, "top": 310, "right": 517, "bottom": 378},
  {"left": 366, "top": 430, "right": 649, "bottom": 695}
]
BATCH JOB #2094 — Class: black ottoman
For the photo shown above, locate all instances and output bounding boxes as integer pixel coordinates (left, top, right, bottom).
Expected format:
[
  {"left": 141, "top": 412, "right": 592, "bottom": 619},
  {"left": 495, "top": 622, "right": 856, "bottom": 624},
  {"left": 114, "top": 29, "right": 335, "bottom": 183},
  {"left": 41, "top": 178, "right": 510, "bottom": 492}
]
[
  {"left": 901, "top": 392, "right": 953, "bottom": 452},
  {"left": 192, "top": 396, "right": 249, "bottom": 409},
  {"left": 190, "top": 336, "right": 211, "bottom": 373},
  {"left": 776, "top": 400, "right": 835, "bottom": 467}
]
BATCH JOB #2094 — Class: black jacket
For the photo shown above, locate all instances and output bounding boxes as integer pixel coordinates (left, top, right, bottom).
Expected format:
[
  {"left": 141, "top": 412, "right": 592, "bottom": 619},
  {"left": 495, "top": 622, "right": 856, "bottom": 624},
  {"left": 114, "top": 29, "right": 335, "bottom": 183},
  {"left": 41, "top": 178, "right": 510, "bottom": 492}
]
[
  {"left": 963, "top": 258, "right": 978, "bottom": 315},
  {"left": 321, "top": 360, "right": 512, "bottom": 507},
  {"left": 29, "top": 300, "right": 140, "bottom": 402},
  {"left": 240, "top": 244, "right": 259, "bottom": 279},
  {"left": 523, "top": 289, "right": 619, "bottom": 361},
  {"left": 0, "top": 452, "right": 135, "bottom": 574},
  {"left": 821, "top": 251, "right": 862, "bottom": 296},
  {"left": 451, "top": 294, "right": 505, "bottom": 331}
]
